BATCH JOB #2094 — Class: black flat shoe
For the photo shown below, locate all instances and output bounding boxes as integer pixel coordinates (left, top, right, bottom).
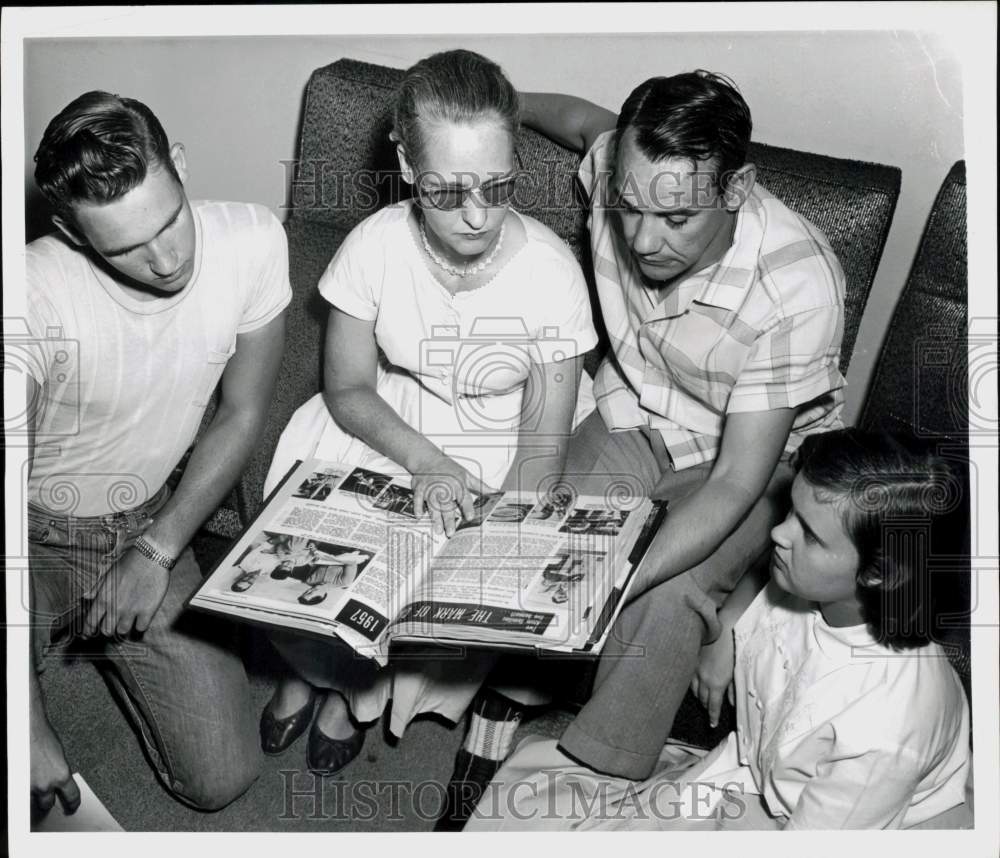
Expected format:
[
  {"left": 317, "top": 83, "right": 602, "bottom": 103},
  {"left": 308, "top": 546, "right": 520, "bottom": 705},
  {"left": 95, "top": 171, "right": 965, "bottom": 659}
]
[
  {"left": 259, "top": 689, "right": 316, "bottom": 755},
  {"left": 306, "top": 720, "right": 365, "bottom": 777}
]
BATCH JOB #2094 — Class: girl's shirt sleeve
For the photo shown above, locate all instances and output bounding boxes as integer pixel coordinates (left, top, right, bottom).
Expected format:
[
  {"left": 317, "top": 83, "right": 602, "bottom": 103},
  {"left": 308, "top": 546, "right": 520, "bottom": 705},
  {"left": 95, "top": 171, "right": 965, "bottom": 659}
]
[
  {"left": 782, "top": 741, "right": 924, "bottom": 829},
  {"left": 318, "top": 219, "right": 383, "bottom": 322},
  {"left": 528, "top": 241, "right": 599, "bottom": 365}
]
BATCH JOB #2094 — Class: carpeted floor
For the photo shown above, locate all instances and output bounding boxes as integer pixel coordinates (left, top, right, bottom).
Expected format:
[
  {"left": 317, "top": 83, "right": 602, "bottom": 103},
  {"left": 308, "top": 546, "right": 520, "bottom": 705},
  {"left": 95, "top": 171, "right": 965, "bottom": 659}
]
[
  {"left": 37, "top": 646, "right": 728, "bottom": 832},
  {"left": 38, "top": 634, "right": 467, "bottom": 831},
  {"left": 32, "top": 533, "right": 731, "bottom": 832}
]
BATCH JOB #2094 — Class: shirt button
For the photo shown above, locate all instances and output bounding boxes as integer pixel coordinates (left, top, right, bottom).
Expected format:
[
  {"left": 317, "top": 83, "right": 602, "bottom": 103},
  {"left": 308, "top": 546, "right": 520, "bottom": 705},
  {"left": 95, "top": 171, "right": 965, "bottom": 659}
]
[{"left": 755, "top": 700, "right": 764, "bottom": 711}]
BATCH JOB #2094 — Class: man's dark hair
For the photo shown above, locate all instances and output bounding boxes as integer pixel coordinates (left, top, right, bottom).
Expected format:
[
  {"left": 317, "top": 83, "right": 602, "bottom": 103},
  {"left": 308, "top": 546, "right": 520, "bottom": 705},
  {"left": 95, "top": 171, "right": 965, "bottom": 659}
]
[
  {"left": 795, "top": 428, "right": 957, "bottom": 650},
  {"left": 34, "top": 90, "right": 178, "bottom": 222},
  {"left": 615, "top": 70, "right": 752, "bottom": 188}
]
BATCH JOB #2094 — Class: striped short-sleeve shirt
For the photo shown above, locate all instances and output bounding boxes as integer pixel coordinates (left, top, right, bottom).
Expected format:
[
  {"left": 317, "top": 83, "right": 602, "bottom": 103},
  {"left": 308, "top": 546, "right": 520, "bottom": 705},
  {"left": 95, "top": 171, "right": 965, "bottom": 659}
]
[{"left": 580, "top": 131, "right": 846, "bottom": 470}]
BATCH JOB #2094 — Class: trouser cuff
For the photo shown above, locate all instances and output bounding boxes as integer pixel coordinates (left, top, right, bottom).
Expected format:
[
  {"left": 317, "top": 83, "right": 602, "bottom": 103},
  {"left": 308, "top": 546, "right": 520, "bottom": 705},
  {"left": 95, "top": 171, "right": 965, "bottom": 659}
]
[{"left": 558, "top": 718, "right": 658, "bottom": 781}]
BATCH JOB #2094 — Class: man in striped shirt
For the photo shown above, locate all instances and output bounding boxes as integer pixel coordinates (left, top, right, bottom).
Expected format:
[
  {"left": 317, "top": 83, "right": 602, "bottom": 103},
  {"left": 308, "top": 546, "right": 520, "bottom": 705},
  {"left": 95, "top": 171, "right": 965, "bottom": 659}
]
[{"left": 520, "top": 71, "right": 846, "bottom": 781}]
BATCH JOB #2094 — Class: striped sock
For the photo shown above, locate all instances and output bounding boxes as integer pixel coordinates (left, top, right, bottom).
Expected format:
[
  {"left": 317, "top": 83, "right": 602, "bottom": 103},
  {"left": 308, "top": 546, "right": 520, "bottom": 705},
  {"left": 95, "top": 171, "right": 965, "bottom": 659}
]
[
  {"left": 463, "top": 693, "right": 523, "bottom": 759},
  {"left": 434, "top": 689, "right": 525, "bottom": 831}
]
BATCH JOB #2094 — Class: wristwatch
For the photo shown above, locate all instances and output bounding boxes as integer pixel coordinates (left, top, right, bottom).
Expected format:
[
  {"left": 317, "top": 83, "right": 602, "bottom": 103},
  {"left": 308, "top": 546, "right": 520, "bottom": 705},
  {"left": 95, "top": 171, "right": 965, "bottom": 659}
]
[{"left": 134, "top": 535, "right": 177, "bottom": 570}]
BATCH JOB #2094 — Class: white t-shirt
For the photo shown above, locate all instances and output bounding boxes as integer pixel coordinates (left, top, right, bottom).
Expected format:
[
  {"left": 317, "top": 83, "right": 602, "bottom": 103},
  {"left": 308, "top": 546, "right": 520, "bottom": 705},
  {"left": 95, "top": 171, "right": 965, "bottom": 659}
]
[{"left": 26, "top": 200, "right": 291, "bottom": 517}]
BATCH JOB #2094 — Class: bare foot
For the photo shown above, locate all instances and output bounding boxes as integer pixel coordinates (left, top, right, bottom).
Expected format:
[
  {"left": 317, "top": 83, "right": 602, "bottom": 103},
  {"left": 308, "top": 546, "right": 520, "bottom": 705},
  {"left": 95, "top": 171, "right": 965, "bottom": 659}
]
[
  {"left": 269, "top": 675, "right": 314, "bottom": 718},
  {"left": 314, "top": 691, "right": 357, "bottom": 740}
]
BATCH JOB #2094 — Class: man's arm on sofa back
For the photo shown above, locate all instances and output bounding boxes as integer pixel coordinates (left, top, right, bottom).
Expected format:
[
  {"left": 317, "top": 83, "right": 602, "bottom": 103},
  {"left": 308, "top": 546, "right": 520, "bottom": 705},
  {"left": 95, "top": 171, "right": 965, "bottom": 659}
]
[{"left": 520, "top": 92, "right": 616, "bottom": 155}]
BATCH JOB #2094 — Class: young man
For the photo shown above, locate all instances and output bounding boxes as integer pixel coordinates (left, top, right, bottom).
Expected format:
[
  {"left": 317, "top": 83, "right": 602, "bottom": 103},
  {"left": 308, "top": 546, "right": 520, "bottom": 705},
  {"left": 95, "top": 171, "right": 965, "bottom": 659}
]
[
  {"left": 25, "top": 91, "right": 290, "bottom": 817},
  {"left": 512, "top": 71, "right": 847, "bottom": 781}
]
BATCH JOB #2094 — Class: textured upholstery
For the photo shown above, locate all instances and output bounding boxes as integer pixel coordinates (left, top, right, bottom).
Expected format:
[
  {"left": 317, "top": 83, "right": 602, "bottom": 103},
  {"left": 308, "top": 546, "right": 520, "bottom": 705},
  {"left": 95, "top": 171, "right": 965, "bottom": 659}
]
[
  {"left": 859, "top": 162, "right": 968, "bottom": 441},
  {"left": 201, "top": 57, "right": 902, "bottom": 544},
  {"left": 858, "top": 162, "right": 971, "bottom": 697},
  {"left": 747, "top": 142, "right": 901, "bottom": 373}
]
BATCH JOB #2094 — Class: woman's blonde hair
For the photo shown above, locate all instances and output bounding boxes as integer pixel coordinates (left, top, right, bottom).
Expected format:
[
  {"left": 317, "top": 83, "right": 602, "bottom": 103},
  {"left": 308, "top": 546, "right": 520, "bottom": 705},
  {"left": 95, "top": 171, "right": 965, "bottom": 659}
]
[{"left": 393, "top": 49, "right": 519, "bottom": 168}]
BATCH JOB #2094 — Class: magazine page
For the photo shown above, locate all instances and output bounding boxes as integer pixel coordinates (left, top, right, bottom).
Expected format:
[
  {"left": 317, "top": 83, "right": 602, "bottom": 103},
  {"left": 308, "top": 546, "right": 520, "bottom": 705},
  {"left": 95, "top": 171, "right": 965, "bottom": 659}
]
[
  {"left": 388, "top": 490, "right": 652, "bottom": 652},
  {"left": 189, "top": 459, "right": 438, "bottom": 662}
]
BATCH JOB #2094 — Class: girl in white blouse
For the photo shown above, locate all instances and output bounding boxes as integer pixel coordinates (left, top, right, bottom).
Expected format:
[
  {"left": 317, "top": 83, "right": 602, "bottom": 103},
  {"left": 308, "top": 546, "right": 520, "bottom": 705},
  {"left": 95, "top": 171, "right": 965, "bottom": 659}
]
[
  {"left": 259, "top": 50, "right": 598, "bottom": 783},
  {"left": 466, "top": 428, "right": 971, "bottom": 830}
]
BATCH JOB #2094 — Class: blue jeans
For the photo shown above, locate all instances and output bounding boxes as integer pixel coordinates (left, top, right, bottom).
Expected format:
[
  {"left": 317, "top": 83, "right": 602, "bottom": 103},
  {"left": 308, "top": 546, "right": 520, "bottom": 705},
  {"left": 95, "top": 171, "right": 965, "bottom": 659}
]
[{"left": 28, "top": 486, "right": 261, "bottom": 810}]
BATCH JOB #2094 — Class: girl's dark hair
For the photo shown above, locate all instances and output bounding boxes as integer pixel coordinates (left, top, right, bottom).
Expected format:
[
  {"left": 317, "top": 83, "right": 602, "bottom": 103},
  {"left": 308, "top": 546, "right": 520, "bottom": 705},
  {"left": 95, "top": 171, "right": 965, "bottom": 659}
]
[
  {"left": 796, "top": 428, "right": 959, "bottom": 650},
  {"left": 34, "top": 90, "right": 178, "bottom": 222},
  {"left": 393, "top": 49, "right": 519, "bottom": 168},
  {"left": 615, "top": 70, "right": 751, "bottom": 189}
]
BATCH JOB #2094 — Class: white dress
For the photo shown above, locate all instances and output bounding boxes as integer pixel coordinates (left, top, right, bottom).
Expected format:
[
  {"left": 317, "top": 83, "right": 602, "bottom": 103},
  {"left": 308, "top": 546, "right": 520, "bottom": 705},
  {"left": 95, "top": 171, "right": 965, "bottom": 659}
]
[
  {"left": 467, "top": 582, "right": 971, "bottom": 830},
  {"left": 265, "top": 200, "right": 598, "bottom": 736}
]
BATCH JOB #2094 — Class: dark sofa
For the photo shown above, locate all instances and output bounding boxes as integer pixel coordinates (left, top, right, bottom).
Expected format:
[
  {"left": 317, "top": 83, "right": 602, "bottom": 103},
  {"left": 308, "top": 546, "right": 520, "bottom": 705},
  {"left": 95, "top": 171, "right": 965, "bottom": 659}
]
[{"left": 201, "top": 58, "right": 903, "bottom": 540}]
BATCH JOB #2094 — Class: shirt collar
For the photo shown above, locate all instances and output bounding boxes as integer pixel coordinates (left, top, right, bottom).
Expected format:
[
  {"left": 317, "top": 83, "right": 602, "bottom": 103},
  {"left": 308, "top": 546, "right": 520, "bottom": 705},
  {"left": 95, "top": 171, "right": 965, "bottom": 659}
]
[
  {"left": 813, "top": 607, "right": 885, "bottom": 661},
  {"left": 642, "top": 185, "right": 766, "bottom": 322}
]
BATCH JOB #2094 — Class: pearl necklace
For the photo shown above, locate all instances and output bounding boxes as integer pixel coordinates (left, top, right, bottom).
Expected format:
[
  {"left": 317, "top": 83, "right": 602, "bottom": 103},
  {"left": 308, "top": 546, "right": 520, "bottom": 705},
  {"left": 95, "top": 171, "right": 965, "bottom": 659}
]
[{"left": 419, "top": 219, "right": 505, "bottom": 278}]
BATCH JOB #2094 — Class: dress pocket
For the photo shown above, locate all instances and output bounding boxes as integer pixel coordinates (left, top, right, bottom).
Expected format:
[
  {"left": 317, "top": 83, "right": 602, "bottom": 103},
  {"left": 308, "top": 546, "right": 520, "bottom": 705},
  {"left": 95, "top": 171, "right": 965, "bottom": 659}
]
[{"left": 192, "top": 346, "right": 236, "bottom": 407}]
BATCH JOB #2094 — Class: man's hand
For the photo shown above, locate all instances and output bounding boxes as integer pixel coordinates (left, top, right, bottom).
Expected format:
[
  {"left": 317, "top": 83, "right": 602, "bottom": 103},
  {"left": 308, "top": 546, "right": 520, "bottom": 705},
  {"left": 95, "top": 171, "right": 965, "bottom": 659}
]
[
  {"left": 83, "top": 546, "right": 170, "bottom": 637},
  {"left": 31, "top": 704, "right": 80, "bottom": 819},
  {"left": 411, "top": 452, "right": 496, "bottom": 537},
  {"left": 690, "top": 630, "right": 737, "bottom": 729}
]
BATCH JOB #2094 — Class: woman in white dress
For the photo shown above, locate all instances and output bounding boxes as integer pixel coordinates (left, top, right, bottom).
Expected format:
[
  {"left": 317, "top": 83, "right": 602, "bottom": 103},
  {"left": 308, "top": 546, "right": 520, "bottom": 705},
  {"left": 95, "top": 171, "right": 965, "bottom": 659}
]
[{"left": 258, "top": 50, "right": 598, "bottom": 779}]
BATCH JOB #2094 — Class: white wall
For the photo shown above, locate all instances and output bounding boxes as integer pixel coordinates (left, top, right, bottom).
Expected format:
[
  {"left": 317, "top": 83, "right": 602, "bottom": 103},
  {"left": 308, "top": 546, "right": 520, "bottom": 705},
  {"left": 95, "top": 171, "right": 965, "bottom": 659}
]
[{"left": 22, "top": 32, "right": 965, "bottom": 419}]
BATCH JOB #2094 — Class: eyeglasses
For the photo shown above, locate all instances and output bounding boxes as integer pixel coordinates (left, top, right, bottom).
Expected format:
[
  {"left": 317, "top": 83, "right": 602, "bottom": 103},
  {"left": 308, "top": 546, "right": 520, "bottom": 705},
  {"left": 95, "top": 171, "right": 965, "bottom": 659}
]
[
  {"left": 415, "top": 170, "right": 524, "bottom": 211},
  {"left": 414, "top": 149, "right": 526, "bottom": 212}
]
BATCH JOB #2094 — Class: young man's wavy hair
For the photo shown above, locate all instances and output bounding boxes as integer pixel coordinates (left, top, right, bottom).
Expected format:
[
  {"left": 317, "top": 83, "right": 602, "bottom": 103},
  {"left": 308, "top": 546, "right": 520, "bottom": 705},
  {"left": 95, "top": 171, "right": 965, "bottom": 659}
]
[
  {"left": 615, "top": 70, "right": 752, "bottom": 190},
  {"left": 34, "top": 90, "right": 178, "bottom": 223},
  {"left": 796, "top": 428, "right": 958, "bottom": 650}
]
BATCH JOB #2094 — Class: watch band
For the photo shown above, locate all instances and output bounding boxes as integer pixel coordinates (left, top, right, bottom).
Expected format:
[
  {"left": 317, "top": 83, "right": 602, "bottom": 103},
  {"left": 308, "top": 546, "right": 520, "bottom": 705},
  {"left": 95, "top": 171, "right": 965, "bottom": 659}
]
[{"left": 134, "top": 535, "right": 177, "bottom": 570}]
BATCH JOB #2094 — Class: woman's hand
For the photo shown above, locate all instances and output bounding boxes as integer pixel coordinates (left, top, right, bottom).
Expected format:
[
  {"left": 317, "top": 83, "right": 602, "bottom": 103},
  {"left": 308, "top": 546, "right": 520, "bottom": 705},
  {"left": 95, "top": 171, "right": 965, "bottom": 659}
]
[
  {"left": 690, "top": 629, "right": 736, "bottom": 728},
  {"left": 411, "top": 452, "right": 495, "bottom": 537}
]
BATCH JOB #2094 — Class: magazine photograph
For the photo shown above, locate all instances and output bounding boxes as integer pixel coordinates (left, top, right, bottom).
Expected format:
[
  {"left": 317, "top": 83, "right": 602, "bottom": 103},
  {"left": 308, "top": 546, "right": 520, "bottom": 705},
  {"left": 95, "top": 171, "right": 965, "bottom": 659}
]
[{"left": 189, "top": 457, "right": 663, "bottom": 661}]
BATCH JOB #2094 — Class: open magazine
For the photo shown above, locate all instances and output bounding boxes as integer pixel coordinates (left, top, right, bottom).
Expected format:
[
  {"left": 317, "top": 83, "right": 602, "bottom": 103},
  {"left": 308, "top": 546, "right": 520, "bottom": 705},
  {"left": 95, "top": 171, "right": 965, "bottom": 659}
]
[{"left": 188, "top": 458, "right": 666, "bottom": 664}]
